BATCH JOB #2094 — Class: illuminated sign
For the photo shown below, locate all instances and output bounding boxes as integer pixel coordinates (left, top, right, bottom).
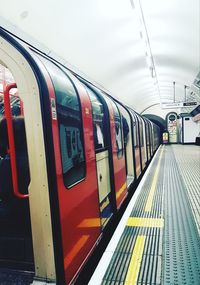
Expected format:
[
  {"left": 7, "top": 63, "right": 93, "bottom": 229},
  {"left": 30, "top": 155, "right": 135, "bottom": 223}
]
[{"left": 161, "top": 102, "right": 197, "bottom": 109}]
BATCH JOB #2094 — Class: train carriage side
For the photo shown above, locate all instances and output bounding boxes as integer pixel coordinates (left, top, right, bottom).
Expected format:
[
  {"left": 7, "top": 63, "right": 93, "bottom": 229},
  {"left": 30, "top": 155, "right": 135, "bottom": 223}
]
[
  {"left": 0, "top": 28, "right": 161, "bottom": 285},
  {"left": 0, "top": 29, "right": 103, "bottom": 285}
]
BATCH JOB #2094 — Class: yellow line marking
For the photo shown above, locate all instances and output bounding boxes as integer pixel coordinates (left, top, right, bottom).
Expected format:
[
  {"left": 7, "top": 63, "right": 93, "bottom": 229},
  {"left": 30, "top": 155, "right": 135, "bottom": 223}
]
[
  {"left": 145, "top": 147, "right": 164, "bottom": 212},
  {"left": 125, "top": 235, "right": 146, "bottom": 284},
  {"left": 127, "top": 217, "right": 164, "bottom": 228},
  {"left": 116, "top": 182, "right": 127, "bottom": 199}
]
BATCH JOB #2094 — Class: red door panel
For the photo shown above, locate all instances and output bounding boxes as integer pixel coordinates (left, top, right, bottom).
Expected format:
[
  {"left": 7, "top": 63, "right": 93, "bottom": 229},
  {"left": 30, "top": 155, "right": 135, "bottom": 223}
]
[
  {"left": 35, "top": 56, "right": 101, "bottom": 284},
  {"left": 105, "top": 97, "right": 127, "bottom": 209},
  {"left": 53, "top": 77, "right": 101, "bottom": 283}
]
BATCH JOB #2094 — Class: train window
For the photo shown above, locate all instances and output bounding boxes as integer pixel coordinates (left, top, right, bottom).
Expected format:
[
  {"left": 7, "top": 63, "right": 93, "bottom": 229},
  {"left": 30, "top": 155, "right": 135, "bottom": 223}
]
[
  {"left": 138, "top": 116, "right": 144, "bottom": 147},
  {"left": 86, "top": 88, "right": 106, "bottom": 151},
  {"left": 40, "top": 59, "right": 86, "bottom": 188},
  {"left": 111, "top": 101, "right": 123, "bottom": 159},
  {"left": 130, "top": 111, "right": 138, "bottom": 147},
  {"left": 132, "top": 119, "right": 137, "bottom": 147}
]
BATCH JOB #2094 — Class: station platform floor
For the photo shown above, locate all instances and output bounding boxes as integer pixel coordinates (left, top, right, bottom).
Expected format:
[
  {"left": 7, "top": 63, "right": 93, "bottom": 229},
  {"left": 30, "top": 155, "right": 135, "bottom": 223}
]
[{"left": 89, "top": 144, "right": 200, "bottom": 285}]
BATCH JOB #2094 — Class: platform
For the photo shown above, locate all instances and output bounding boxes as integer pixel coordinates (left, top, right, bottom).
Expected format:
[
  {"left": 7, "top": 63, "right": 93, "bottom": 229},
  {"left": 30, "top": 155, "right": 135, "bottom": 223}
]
[{"left": 89, "top": 145, "right": 200, "bottom": 285}]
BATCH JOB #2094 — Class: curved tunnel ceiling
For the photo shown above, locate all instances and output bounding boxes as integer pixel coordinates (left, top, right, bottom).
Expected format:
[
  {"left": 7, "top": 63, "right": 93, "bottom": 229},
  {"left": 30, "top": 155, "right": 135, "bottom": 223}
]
[{"left": 0, "top": 0, "right": 199, "bottom": 118}]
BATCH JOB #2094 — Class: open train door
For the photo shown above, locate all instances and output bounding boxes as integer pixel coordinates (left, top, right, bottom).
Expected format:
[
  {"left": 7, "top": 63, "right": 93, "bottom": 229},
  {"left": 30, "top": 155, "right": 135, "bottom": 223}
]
[
  {"left": 0, "top": 29, "right": 58, "bottom": 284},
  {"left": 0, "top": 82, "right": 34, "bottom": 277}
]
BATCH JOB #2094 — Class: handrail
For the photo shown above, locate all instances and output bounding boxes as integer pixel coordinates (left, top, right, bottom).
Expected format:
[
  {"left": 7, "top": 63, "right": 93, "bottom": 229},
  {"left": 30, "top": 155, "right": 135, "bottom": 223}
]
[{"left": 3, "top": 83, "right": 29, "bottom": 199}]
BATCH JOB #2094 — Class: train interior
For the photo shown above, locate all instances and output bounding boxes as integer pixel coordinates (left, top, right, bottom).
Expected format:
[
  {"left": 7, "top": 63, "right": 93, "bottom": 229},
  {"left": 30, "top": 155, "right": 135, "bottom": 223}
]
[{"left": 0, "top": 68, "right": 34, "bottom": 280}]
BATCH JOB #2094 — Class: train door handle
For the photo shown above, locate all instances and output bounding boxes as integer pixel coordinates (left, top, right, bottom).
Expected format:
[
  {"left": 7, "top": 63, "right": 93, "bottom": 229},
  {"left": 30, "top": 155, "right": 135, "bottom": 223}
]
[
  {"left": 99, "top": 174, "right": 102, "bottom": 181},
  {"left": 4, "top": 83, "right": 28, "bottom": 199}
]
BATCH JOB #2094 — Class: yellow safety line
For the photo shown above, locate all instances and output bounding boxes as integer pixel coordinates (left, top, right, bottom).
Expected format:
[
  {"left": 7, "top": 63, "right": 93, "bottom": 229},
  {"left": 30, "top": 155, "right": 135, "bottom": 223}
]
[
  {"left": 125, "top": 235, "right": 146, "bottom": 284},
  {"left": 127, "top": 217, "right": 164, "bottom": 228},
  {"left": 145, "top": 147, "right": 164, "bottom": 212}
]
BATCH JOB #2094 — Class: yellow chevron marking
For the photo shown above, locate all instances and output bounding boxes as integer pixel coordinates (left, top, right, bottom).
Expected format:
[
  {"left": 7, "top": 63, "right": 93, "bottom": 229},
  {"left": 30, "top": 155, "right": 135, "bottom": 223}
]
[{"left": 125, "top": 235, "right": 146, "bottom": 284}]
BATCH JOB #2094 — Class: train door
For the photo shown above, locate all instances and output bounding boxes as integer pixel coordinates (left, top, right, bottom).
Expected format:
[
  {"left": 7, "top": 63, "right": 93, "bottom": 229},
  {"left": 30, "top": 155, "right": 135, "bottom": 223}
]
[
  {"left": 106, "top": 97, "right": 128, "bottom": 209},
  {"left": 129, "top": 110, "right": 141, "bottom": 178},
  {"left": 149, "top": 121, "right": 153, "bottom": 157},
  {"left": 85, "top": 86, "right": 114, "bottom": 227},
  {"left": 144, "top": 118, "right": 151, "bottom": 161},
  {"left": 34, "top": 56, "right": 103, "bottom": 284},
  {"left": 136, "top": 114, "right": 145, "bottom": 171},
  {"left": 0, "top": 84, "right": 34, "bottom": 271},
  {"left": 118, "top": 104, "right": 135, "bottom": 187},
  {"left": 141, "top": 117, "right": 148, "bottom": 166}
]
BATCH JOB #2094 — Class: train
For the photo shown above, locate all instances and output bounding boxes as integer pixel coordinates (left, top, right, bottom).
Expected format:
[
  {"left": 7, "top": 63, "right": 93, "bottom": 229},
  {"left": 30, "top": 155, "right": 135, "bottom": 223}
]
[{"left": 0, "top": 28, "right": 160, "bottom": 284}]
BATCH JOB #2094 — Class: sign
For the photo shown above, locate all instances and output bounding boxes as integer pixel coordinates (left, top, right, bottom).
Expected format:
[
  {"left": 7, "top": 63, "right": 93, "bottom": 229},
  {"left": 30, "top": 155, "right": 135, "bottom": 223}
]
[
  {"left": 161, "top": 102, "right": 183, "bottom": 109},
  {"left": 183, "top": 102, "right": 198, "bottom": 107},
  {"left": 161, "top": 102, "right": 198, "bottom": 109}
]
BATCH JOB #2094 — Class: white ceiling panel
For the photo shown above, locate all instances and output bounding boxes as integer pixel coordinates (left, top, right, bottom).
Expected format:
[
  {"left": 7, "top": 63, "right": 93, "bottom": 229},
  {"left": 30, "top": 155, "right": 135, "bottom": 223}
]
[{"left": 0, "top": 0, "right": 199, "bottom": 118}]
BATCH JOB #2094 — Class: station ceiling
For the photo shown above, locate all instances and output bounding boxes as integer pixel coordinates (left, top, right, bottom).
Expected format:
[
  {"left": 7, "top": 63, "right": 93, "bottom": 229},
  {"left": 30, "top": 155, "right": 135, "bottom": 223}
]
[{"left": 0, "top": 0, "right": 200, "bottom": 118}]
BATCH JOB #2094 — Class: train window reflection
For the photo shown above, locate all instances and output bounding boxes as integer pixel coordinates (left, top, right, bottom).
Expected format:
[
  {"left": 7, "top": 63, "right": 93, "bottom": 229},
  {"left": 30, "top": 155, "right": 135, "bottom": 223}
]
[
  {"left": 41, "top": 59, "right": 86, "bottom": 188},
  {"left": 86, "top": 88, "right": 106, "bottom": 151},
  {"left": 111, "top": 101, "right": 123, "bottom": 159},
  {"left": 130, "top": 111, "right": 139, "bottom": 148}
]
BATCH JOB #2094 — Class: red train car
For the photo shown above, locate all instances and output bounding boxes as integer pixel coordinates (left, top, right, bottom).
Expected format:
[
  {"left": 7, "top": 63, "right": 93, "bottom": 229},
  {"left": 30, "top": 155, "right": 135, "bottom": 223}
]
[{"left": 0, "top": 28, "right": 160, "bottom": 284}]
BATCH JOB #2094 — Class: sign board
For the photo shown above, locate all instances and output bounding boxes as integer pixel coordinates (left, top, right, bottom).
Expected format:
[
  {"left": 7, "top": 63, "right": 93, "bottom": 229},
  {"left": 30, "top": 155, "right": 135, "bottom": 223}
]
[
  {"left": 183, "top": 102, "right": 198, "bottom": 107},
  {"left": 161, "top": 102, "right": 197, "bottom": 109}
]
